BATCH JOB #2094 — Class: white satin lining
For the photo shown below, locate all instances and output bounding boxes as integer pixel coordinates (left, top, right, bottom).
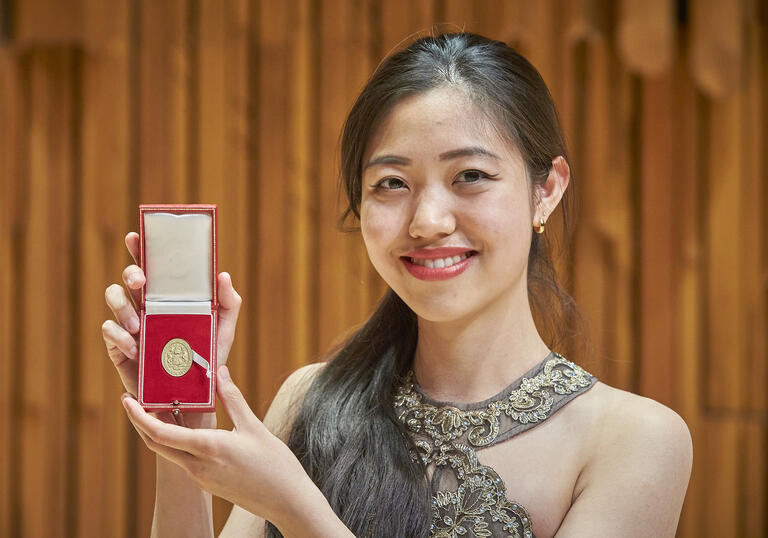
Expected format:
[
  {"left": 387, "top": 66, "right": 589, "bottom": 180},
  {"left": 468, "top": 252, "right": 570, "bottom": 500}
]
[
  {"left": 144, "top": 212, "right": 213, "bottom": 301},
  {"left": 145, "top": 301, "right": 211, "bottom": 314}
]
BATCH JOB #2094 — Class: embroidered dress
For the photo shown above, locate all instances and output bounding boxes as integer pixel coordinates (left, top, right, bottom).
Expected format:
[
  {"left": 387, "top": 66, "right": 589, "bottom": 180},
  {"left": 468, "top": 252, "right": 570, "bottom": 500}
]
[{"left": 393, "top": 351, "right": 597, "bottom": 538}]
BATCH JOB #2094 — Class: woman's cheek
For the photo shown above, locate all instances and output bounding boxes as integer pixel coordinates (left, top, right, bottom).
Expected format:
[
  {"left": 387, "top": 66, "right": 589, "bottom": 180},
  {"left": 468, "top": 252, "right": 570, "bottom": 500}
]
[{"left": 361, "top": 205, "right": 399, "bottom": 272}]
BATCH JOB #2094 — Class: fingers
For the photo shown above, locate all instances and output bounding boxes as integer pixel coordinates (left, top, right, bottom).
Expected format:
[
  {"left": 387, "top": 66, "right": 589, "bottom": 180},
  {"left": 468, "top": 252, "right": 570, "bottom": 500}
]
[
  {"left": 102, "top": 319, "right": 138, "bottom": 362},
  {"left": 105, "top": 283, "right": 141, "bottom": 335},
  {"left": 121, "top": 393, "right": 214, "bottom": 457},
  {"left": 123, "top": 398, "right": 198, "bottom": 469},
  {"left": 122, "top": 264, "right": 145, "bottom": 309},
  {"left": 216, "top": 366, "right": 257, "bottom": 432},
  {"left": 102, "top": 320, "right": 139, "bottom": 394},
  {"left": 125, "top": 232, "right": 140, "bottom": 265},
  {"left": 123, "top": 233, "right": 145, "bottom": 310},
  {"left": 216, "top": 273, "right": 242, "bottom": 360}
]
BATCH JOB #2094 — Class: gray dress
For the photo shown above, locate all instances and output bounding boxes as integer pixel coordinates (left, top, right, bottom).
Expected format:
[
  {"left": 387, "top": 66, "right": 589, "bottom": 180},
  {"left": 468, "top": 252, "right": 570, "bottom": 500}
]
[{"left": 393, "top": 351, "right": 598, "bottom": 538}]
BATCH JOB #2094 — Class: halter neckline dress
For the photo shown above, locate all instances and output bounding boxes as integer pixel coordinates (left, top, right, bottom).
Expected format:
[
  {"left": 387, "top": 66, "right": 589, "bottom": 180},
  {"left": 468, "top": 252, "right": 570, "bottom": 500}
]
[{"left": 393, "top": 350, "right": 598, "bottom": 538}]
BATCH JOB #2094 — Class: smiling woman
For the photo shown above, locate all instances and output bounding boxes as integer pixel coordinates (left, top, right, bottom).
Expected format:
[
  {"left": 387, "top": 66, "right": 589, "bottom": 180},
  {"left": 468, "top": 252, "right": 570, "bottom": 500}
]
[
  {"left": 103, "top": 31, "right": 692, "bottom": 538},
  {"left": 267, "top": 32, "right": 691, "bottom": 537}
]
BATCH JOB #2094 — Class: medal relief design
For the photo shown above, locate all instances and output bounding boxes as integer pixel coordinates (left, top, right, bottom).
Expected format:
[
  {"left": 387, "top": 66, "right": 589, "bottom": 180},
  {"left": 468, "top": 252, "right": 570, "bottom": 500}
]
[
  {"left": 161, "top": 337, "right": 194, "bottom": 377},
  {"left": 393, "top": 353, "right": 596, "bottom": 538}
]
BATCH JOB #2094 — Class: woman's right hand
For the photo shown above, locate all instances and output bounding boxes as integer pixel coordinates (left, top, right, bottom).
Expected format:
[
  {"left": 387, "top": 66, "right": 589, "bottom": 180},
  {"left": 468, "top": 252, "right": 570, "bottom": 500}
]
[{"left": 102, "top": 232, "right": 243, "bottom": 429}]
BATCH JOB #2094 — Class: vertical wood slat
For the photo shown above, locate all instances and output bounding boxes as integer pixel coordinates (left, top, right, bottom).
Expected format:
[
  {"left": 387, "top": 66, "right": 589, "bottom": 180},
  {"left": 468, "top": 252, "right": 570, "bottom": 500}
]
[
  {"left": 638, "top": 74, "right": 675, "bottom": 406},
  {"left": 700, "top": 420, "right": 741, "bottom": 535},
  {"left": 514, "top": 0, "right": 559, "bottom": 93},
  {"left": 595, "top": 45, "right": 636, "bottom": 391},
  {"left": 741, "top": 13, "right": 767, "bottom": 415},
  {"left": 19, "top": 48, "right": 77, "bottom": 538},
  {"left": 78, "top": 0, "right": 131, "bottom": 536},
  {"left": 672, "top": 50, "right": 702, "bottom": 538},
  {"left": 617, "top": 0, "right": 676, "bottom": 76},
  {"left": 739, "top": 12, "right": 766, "bottom": 535},
  {"left": 571, "top": 38, "right": 612, "bottom": 376},
  {"left": 705, "top": 94, "right": 745, "bottom": 412},
  {"left": 254, "top": 0, "right": 292, "bottom": 414},
  {"left": 285, "top": 0, "right": 318, "bottom": 374},
  {"left": 0, "top": 49, "right": 19, "bottom": 538},
  {"left": 689, "top": 0, "right": 744, "bottom": 99}
]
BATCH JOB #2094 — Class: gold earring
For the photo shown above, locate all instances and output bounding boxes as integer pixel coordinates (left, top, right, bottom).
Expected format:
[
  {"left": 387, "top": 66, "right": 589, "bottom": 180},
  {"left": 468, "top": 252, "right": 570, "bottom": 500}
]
[{"left": 534, "top": 214, "right": 546, "bottom": 234}]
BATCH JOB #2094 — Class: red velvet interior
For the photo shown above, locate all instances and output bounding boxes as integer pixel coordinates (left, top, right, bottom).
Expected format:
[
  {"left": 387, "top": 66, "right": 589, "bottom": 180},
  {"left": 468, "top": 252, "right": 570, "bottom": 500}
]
[{"left": 142, "top": 314, "right": 213, "bottom": 404}]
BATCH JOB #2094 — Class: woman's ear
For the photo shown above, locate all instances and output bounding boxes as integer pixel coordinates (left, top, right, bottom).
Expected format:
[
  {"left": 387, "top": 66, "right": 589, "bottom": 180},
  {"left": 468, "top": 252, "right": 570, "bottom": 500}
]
[{"left": 534, "top": 155, "right": 570, "bottom": 223}]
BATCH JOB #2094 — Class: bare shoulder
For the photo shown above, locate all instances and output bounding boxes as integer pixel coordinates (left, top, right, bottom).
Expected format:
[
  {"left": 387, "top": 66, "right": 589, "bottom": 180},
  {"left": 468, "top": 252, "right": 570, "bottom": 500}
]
[
  {"left": 592, "top": 382, "right": 691, "bottom": 460},
  {"left": 263, "top": 362, "right": 328, "bottom": 442},
  {"left": 218, "top": 362, "right": 326, "bottom": 538},
  {"left": 574, "top": 380, "right": 692, "bottom": 479},
  {"left": 554, "top": 380, "right": 693, "bottom": 537}
]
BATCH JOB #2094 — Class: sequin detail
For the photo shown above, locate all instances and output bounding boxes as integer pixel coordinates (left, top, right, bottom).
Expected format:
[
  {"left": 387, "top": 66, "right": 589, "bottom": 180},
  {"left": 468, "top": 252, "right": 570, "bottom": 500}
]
[{"left": 393, "top": 353, "right": 596, "bottom": 538}]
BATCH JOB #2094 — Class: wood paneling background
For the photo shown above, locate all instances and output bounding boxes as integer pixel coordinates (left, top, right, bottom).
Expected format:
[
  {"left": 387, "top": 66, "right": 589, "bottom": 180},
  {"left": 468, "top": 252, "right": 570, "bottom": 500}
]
[{"left": 0, "top": 0, "right": 766, "bottom": 536}]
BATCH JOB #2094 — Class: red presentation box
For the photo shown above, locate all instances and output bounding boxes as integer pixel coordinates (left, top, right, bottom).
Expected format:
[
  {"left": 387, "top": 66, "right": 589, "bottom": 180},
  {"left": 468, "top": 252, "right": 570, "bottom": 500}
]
[{"left": 138, "top": 204, "right": 218, "bottom": 413}]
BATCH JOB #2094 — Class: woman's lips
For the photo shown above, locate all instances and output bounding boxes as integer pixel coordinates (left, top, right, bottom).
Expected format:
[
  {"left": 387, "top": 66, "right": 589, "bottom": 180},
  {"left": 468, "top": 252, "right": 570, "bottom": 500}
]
[{"left": 401, "top": 252, "right": 476, "bottom": 281}]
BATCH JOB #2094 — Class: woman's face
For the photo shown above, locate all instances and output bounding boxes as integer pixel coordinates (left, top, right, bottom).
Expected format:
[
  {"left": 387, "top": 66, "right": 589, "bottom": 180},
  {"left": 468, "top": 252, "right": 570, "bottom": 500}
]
[{"left": 360, "top": 87, "right": 536, "bottom": 323}]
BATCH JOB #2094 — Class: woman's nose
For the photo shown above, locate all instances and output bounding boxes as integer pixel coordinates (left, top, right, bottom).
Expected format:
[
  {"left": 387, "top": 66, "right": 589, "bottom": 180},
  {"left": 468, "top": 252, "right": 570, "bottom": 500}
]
[{"left": 408, "top": 190, "right": 456, "bottom": 239}]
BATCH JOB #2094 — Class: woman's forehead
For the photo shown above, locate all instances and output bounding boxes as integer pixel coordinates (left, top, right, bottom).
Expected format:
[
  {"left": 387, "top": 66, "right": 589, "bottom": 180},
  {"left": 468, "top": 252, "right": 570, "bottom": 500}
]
[{"left": 363, "top": 88, "right": 520, "bottom": 165}]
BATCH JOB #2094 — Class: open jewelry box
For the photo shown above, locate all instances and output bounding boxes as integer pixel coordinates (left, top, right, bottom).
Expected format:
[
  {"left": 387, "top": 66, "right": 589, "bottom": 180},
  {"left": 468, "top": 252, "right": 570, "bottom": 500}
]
[{"left": 137, "top": 204, "right": 217, "bottom": 413}]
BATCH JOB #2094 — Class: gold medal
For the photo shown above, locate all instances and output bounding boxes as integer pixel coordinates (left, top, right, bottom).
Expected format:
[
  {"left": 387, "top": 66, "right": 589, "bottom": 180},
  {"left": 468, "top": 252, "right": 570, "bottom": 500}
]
[{"left": 161, "top": 338, "right": 194, "bottom": 377}]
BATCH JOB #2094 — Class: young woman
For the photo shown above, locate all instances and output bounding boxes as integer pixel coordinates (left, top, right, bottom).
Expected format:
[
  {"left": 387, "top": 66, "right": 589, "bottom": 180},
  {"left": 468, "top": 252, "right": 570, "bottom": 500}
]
[{"left": 102, "top": 32, "right": 692, "bottom": 537}]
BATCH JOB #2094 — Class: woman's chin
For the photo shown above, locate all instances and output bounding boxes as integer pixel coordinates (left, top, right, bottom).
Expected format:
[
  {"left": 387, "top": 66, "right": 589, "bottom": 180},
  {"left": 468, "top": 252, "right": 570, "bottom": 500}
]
[{"left": 403, "top": 297, "right": 480, "bottom": 324}]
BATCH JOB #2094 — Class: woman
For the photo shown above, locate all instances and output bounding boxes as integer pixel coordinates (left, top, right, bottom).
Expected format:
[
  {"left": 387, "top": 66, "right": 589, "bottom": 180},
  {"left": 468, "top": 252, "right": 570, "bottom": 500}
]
[{"left": 102, "top": 33, "right": 692, "bottom": 537}]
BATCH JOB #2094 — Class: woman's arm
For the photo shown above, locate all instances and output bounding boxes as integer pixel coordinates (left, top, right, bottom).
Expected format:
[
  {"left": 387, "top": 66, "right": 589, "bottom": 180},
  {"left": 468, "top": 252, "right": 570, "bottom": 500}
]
[
  {"left": 151, "top": 413, "right": 218, "bottom": 538},
  {"left": 554, "top": 393, "right": 693, "bottom": 537}
]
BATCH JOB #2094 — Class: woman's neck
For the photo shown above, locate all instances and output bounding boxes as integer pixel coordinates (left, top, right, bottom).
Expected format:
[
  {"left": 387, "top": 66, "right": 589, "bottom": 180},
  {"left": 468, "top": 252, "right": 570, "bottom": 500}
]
[{"left": 412, "top": 284, "right": 550, "bottom": 404}]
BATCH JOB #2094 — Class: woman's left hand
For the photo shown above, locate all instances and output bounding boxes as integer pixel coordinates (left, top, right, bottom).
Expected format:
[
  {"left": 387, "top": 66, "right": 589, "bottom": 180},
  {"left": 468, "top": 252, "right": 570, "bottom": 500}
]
[{"left": 121, "top": 364, "right": 314, "bottom": 527}]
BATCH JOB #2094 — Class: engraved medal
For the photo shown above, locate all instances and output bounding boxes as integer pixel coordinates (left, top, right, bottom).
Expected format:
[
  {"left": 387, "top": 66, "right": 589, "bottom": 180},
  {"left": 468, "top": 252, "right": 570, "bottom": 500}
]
[{"left": 161, "top": 338, "right": 194, "bottom": 377}]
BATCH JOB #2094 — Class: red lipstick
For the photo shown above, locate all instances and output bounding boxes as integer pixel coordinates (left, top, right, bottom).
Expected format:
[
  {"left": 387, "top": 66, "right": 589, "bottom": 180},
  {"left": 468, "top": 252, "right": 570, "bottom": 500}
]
[{"left": 400, "top": 248, "right": 477, "bottom": 281}]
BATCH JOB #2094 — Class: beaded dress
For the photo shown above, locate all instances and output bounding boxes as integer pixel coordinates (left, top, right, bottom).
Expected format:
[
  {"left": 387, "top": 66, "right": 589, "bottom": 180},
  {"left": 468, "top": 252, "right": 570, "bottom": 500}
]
[{"left": 393, "top": 351, "right": 597, "bottom": 538}]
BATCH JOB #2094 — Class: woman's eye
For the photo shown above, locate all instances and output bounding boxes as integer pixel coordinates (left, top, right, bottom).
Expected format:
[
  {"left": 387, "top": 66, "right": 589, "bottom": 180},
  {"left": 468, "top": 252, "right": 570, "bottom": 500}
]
[
  {"left": 374, "top": 177, "right": 407, "bottom": 190},
  {"left": 455, "top": 169, "right": 493, "bottom": 184}
]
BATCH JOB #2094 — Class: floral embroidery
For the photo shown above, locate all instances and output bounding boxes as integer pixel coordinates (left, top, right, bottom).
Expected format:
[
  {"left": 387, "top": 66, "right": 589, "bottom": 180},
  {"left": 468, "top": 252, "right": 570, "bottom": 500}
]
[{"left": 393, "top": 353, "right": 596, "bottom": 538}]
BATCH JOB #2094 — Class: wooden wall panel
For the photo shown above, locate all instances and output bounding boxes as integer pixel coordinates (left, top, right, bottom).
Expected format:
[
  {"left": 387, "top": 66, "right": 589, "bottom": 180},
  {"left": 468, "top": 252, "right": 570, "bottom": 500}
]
[
  {"left": 254, "top": 0, "right": 293, "bottom": 412},
  {"left": 689, "top": 0, "right": 743, "bottom": 98},
  {"left": 672, "top": 33, "right": 703, "bottom": 538},
  {"left": 705, "top": 94, "right": 746, "bottom": 412},
  {"left": 78, "top": 0, "right": 131, "bottom": 536},
  {"left": 618, "top": 0, "right": 675, "bottom": 75},
  {"left": 1, "top": 2, "right": 766, "bottom": 537},
  {"left": 742, "top": 15, "right": 767, "bottom": 415},
  {"left": 18, "top": 48, "right": 77, "bottom": 538},
  {"left": 284, "top": 0, "right": 317, "bottom": 379},
  {"left": 638, "top": 73, "right": 675, "bottom": 407},
  {"left": 0, "top": 49, "right": 19, "bottom": 538}
]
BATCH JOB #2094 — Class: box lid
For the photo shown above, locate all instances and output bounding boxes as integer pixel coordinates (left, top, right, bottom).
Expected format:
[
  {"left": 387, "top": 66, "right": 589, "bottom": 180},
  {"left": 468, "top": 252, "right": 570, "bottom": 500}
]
[{"left": 139, "top": 204, "right": 218, "bottom": 310}]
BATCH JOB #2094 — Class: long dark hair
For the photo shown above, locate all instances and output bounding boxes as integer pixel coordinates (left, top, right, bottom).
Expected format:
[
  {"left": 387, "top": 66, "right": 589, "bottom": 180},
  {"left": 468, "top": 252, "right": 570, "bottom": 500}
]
[{"left": 266, "top": 32, "right": 587, "bottom": 537}]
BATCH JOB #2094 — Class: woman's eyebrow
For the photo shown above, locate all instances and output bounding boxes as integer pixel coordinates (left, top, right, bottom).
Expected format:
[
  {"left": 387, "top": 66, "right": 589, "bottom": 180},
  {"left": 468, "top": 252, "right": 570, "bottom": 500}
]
[{"left": 363, "top": 146, "right": 500, "bottom": 171}]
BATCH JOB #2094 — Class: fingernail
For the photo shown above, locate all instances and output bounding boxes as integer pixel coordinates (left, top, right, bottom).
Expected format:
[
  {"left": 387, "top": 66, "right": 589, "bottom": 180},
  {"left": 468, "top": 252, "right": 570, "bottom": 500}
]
[
  {"left": 219, "top": 365, "right": 230, "bottom": 381},
  {"left": 130, "top": 346, "right": 138, "bottom": 358},
  {"left": 127, "top": 317, "right": 139, "bottom": 332}
]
